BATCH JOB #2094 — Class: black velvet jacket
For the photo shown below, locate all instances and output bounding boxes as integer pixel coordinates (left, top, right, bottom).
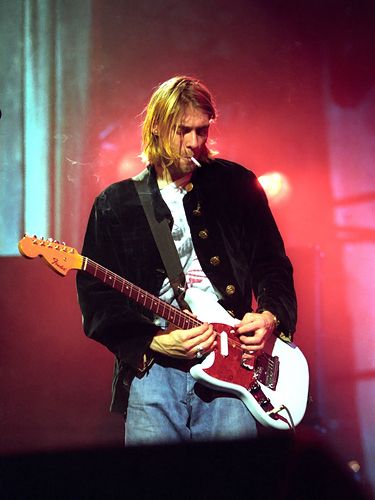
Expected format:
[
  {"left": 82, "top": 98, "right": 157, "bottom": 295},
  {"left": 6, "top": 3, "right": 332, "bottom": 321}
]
[{"left": 76, "top": 159, "right": 297, "bottom": 413}]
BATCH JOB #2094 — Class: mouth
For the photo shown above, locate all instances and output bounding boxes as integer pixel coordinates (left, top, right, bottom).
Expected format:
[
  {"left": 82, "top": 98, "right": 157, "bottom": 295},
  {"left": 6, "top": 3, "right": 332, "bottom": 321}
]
[{"left": 184, "top": 153, "right": 201, "bottom": 164}]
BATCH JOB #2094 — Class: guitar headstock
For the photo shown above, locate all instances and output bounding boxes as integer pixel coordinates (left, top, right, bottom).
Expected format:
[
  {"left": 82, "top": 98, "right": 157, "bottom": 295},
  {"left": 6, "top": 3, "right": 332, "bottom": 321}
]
[{"left": 18, "top": 235, "right": 84, "bottom": 276}]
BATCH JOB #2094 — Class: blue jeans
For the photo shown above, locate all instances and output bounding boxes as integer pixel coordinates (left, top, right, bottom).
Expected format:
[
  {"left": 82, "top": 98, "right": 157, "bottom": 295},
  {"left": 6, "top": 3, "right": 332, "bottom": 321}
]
[{"left": 125, "top": 358, "right": 258, "bottom": 445}]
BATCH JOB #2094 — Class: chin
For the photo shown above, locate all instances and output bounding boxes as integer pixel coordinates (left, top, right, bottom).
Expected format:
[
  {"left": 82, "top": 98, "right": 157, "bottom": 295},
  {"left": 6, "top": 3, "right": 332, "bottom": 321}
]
[
  {"left": 183, "top": 164, "right": 197, "bottom": 174},
  {"left": 182, "top": 159, "right": 199, "bottom": 170}
]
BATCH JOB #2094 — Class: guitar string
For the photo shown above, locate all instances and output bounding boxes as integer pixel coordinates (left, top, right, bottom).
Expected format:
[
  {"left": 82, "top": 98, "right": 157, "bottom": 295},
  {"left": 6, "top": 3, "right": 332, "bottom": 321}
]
[
  {"left": 87, "top": 258, "right": 200, "bottom": 326},
  {"left": 34, "top": 241, "right": 249, "bottom": 360},
  {"left": 34, "top": 242, "right": 292, "bottom": 427},
  {"left": 35, "top": 242, "right": 244, "bottom": 353},
  {"left": 37, "top": 237, "right": 240, "bottom": 351},
  {"left": 86, "top": 257, "right": 244, "bottom": 351},
  {"left": 87, "top": 259, "right": 291, "bottom": 422},
  {"left": 85, "top": 260, "right": 294, "bottom": 427}
]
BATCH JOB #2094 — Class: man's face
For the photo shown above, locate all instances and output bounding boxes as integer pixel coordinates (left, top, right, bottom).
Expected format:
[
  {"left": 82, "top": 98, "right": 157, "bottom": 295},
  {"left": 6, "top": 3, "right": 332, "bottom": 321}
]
[{"left": 170, "top": 104, "right": 210, "bottom": 172}]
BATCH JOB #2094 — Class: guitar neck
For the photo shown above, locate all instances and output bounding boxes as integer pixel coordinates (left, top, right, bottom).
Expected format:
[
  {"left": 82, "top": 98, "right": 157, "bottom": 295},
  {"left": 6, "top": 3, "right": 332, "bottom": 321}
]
[{"left": 83, "top": 257, "right": 200, "bottom": 330}]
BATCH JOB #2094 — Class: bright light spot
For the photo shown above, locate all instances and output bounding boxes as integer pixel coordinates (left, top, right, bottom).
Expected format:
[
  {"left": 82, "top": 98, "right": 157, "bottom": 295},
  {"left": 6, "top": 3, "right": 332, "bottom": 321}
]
[
  {"left": 118, "top": 153, "right": 143, "bottom": 178},
  {"left": 347, "top": 460, "right": 361, "bottom": 473},
  {"left": 258, "top": 171, "right": 290, "bottom": 202}
]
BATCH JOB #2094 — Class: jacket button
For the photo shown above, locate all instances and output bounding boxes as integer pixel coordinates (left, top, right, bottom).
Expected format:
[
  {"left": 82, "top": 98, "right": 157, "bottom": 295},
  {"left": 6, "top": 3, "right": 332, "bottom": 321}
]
[
  {"left": 225, "top": 284, "right": 236, "bottom": 296},
  {"left": 210, "top": 256, "right": 221, "bottom": 266},
  {"left": 198, "top": 229, "right": 209, "bottom": 239},
  {"left": 185, "top": 182, "right": 194, "bottom": 192},
  {"left": 193, "top": 203, "right": 202, "bottom": 216}
]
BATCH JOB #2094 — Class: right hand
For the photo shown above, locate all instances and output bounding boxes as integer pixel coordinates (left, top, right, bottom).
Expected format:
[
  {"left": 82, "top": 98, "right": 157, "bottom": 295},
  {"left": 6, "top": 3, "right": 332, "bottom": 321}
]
[{"left": 150, "top": 321, "right": 217, "bottom": 359}]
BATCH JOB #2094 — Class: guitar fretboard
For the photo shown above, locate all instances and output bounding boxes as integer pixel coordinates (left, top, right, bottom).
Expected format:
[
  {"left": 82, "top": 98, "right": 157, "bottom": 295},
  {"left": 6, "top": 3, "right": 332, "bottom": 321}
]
[{"left": 84, "top": 258, "right": 201, "bottom": 329}]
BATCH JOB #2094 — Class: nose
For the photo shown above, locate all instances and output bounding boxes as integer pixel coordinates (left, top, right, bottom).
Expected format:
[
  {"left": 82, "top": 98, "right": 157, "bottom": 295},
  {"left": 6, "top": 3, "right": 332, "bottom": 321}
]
[{"left": 185, "top": 130, "right": 199, "bottom": 150}]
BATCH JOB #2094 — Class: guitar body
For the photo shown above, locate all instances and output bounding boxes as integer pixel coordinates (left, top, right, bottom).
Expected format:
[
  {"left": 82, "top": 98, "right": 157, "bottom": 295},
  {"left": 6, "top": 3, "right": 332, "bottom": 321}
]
[{"left": 185, "top": 288, "right": 309, "bottom": 430}]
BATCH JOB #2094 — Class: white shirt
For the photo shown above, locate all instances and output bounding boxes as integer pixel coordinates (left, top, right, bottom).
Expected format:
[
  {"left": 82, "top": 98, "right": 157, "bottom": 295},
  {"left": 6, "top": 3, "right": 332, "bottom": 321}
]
[{"left": 155, "top": 175, "right": 219, "bottom": 327}]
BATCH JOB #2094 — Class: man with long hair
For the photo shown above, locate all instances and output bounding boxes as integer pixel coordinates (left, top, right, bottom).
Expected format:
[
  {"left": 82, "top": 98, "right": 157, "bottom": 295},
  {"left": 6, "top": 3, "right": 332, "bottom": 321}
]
[{"left": 77, "top": 76, "right": 296, "bottom": 443}]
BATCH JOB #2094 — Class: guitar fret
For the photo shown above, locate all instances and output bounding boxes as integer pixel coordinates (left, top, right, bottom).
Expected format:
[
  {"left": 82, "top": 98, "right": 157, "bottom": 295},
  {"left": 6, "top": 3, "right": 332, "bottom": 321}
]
[
  {"left": 160, "top": 302, "right": 167, "bottom": 318},
  {"left": 115, "top": 277, "right": 124, "bottom": 291},
  {"left": 145, "top": 295, "right": 155, "bottom": 310},
  {"left": 128, "top": 283, "right": 135, "bottom": 299}
]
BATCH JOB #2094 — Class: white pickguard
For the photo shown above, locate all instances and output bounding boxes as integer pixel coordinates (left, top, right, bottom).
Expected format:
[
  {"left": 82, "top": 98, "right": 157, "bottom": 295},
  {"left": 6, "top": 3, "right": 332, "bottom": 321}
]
[{"left": 185, "top": 288, "right": 309, "bottom": 430}]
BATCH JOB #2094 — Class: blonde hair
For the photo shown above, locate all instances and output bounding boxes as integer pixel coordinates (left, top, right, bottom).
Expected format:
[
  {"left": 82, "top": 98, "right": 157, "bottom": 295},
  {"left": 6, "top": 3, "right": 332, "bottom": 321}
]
[{"left": 141, "top": 76, "right": 217, "bottom": 167}]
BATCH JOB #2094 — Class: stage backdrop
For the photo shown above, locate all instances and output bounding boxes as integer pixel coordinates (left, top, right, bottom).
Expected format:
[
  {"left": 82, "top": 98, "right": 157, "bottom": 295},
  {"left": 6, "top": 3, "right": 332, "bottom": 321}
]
[{"left": 1, "top": 0, "right": 374, "bottom": 494}]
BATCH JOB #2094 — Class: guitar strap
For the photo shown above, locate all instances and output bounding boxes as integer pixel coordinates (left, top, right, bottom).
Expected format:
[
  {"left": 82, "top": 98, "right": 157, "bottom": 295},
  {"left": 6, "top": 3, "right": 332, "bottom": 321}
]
[{"left": 133, "top": 170, "right": 192, "bottom": 313}]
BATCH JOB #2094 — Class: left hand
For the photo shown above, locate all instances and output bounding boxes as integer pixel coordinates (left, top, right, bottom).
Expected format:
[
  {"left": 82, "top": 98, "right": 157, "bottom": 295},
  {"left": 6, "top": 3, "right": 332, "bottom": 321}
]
[{"left": 235, "top": 311, "right": 277, "bottom": 365}]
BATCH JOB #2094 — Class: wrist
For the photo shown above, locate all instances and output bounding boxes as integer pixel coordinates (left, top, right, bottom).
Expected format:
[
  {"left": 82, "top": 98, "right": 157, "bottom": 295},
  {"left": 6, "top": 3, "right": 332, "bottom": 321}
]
[{"left": 261, "top": 310, "right": 280, "bottom": 331}]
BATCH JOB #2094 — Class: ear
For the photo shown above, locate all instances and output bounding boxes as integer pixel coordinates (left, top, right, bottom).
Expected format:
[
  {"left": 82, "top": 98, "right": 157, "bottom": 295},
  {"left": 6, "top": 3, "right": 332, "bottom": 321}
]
[{"left": 152, "top": 124, "right": 159, "bottom": 136}]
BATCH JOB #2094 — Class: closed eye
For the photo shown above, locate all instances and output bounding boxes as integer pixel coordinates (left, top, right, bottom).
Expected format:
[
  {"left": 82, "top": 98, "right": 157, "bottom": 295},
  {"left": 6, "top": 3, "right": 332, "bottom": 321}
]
[{"left": 176, "top": 126, "right": 209, "bottom": 136}]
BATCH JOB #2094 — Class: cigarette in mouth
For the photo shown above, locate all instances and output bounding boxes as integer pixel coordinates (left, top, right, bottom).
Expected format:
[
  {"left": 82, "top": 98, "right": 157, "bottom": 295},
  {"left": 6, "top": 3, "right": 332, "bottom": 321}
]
[{"left": 191, "top": 156, "right": 201, "bottom": 168}]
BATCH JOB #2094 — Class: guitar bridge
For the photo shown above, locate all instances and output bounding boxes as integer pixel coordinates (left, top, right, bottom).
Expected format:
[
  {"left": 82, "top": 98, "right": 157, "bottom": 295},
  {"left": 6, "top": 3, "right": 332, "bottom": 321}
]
[{"left": 254, "top": 353, "right": 279, "bottom": 390}]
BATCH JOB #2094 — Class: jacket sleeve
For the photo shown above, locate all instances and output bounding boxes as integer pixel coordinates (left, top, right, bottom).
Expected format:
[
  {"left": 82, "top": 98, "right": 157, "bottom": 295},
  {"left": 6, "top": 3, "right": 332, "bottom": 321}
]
[
  {"left": 76, "top": 192, "right": 159, "bottom": 370},
  {"left": 243, "top": 171, "right": 297, "bottom": 340}
]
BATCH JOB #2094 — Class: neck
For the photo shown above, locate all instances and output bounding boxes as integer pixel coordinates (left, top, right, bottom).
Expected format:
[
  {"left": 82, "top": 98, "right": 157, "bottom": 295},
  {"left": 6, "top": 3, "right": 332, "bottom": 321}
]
[{"left": 155, "top": 163, "right": 196, "bottom": 189}]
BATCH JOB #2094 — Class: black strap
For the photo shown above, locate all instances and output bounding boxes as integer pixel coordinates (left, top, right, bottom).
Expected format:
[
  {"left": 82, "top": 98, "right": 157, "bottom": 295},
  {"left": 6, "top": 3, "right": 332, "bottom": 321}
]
[{"left": 133, "top": 170, "right": 191, "bottom": 312}]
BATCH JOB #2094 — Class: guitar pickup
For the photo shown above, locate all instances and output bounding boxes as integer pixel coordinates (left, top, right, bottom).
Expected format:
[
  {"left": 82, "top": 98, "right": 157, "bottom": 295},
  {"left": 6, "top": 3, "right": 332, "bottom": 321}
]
[{"left": 219, "top": 331, "right": 229, "bottom": 357}]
